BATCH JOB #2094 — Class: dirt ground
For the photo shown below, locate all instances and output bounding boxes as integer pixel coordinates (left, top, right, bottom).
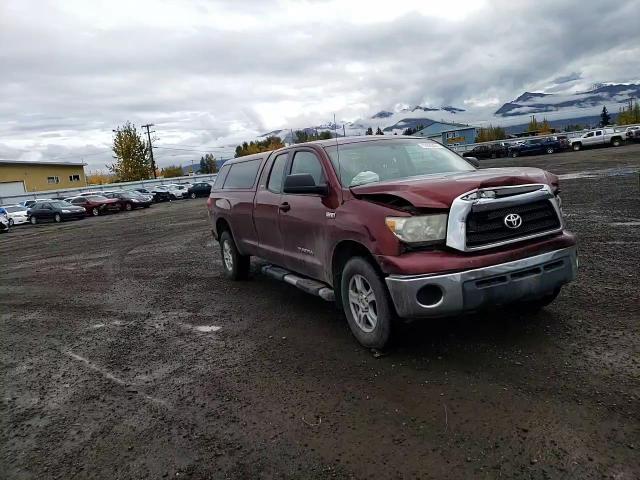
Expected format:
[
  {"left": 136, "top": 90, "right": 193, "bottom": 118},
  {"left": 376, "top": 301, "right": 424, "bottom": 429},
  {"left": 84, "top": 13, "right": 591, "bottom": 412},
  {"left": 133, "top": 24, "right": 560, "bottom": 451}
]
[{"left": 1, "top": 144, "right": 639, "bottom": 479}]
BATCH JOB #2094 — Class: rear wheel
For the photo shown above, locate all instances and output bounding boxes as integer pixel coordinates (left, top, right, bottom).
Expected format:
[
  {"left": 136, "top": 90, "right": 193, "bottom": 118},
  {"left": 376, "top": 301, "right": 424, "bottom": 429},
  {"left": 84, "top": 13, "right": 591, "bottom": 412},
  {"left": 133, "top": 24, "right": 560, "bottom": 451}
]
[
  {"left": 219, "top": 230, "right": 250, "bottom": 280},
  {"left": 611, "top": 137, "right": 622, "bottom": 147},
  {"left": 92, "top": 207, "right": 100, "bottom": 216},
  {"left": 572, "top": 142, "right": 581, "bottom": 151},
  {"left": 546, "top": 147, "right": 554, "bottom": 154},
  {"left": 124, "top": 202, "right": 133, "bottom": 211},
  {"left": 30, "top": 216, "right": 37, "bottom": 225},
  {"left": 341, "top": 257, "right": 393, "bottom": 349},
  {"left": 491, "top": 153, "right": 497, "bottom": 159},
  {"left": 54, "top": 213, "right": 61, "bottom": 223},
  {"left": 190, "top": 192, "right": 196, "bottom": 199},
  {"left": 511, "top": 151, "right": 518, "bottom": 158},
  {"left": 8, "top": 218, "right": 14, "bottom": 226}
]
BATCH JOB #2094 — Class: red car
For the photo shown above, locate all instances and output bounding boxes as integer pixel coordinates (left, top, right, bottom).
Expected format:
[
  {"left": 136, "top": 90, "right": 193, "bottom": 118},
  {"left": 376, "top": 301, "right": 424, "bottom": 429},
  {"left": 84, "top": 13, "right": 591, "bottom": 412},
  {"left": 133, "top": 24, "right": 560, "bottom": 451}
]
[
  {"left": 208, "top": 136, "right": 577, "bottom": 348},
  {"left": 66, "top": 195, "right": 121, "bottom": 216}
]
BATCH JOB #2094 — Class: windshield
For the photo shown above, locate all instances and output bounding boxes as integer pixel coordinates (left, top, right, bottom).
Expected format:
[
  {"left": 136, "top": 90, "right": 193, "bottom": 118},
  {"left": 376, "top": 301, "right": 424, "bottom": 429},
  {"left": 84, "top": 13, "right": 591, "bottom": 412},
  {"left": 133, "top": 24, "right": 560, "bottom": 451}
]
[
  {"left": 86, "top": 195, "right": 108, "bottom": 201},
  {"left": 51, "top": 201, "right": 74, "bottom": 207},
  {"left": 324, "top": 139, "right": 475, "bottom": 187}
]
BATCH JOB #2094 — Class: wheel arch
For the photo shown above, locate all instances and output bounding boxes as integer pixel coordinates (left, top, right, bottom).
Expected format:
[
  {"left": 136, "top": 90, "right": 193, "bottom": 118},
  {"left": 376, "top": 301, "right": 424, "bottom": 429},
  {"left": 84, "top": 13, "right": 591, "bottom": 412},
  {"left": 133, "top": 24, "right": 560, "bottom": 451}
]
[{"left": 331, "top": 239, "right": 382, "bottom": 305}]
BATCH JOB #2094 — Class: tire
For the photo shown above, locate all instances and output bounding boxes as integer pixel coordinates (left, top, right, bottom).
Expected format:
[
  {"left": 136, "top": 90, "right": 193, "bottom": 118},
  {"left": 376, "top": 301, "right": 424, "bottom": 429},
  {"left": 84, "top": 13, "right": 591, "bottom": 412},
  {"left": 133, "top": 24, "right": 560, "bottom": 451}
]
[
  {"left": 611, "top": 137, "right": 621, "bottom": 147},
  {"left": 219, "top": 230, "right": 250, "bottom": 280},
  {"left": 124, "top": 202, "right": 133, "bottom": 211},
  {"left": 491, "top": 153, "right": 497, "bottom": 159},
  {"left": 340, "top": 257, "right": 393, "bottom": 349},
  {"left": 511, "top": 152, "right": 518, "bottom": 158},
  {"left": 170, "top": 194, "right": 176, "bottom": 200},
  {"left": 8, "top": 218, "right": 14, "bottom": 227},
  {"left": 546, "top": 147, "right": 554, "bottom": 154},
  {"left": 572, "top": 142, "right": 581, "bottom": 151},
  {"left": 54, "top": 213, "right": 62, "bottom": 223},
  {"left": 190, "top": 192, "right": 196, "bottom": 199},
  {"left": 91, "top": 207, "right": 100, "bottom": 216},
  {"left": 30, "top": 216, "right": 37, "bottom": 225}
]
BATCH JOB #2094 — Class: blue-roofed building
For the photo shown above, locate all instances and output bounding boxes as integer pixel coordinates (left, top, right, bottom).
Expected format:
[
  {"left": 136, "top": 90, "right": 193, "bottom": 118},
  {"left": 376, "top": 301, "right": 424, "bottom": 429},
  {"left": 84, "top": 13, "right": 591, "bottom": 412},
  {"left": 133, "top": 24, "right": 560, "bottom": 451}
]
[{"left": 413, "top": 122, "right": 477, "bottom": 147}]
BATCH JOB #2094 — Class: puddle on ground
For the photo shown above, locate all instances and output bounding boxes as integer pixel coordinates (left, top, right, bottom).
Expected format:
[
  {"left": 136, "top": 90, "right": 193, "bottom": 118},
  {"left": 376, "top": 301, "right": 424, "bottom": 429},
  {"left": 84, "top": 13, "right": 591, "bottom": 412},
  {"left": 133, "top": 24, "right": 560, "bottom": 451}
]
[
  {"left": 558, "top": 167, "right": 638, "bottom": 180},
  {"left": 193, "top": 325, "right": 222, "bottom": 333}
]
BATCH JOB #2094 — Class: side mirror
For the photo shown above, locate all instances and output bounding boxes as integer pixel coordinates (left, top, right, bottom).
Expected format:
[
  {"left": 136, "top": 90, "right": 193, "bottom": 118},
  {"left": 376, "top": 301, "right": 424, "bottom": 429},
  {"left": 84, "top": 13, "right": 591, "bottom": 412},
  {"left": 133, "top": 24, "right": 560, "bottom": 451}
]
[
  {"left": 465, "top": 156, "right": 480, "bottom": 167},
  {"left": 283, "top": 173, "right": 328, "bottom": 195}
]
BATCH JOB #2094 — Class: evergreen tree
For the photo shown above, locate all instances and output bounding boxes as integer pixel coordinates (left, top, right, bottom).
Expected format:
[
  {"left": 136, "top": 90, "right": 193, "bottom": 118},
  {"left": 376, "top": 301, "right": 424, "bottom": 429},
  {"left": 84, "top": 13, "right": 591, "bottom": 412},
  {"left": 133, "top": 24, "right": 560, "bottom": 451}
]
[
  {"left": 375, "top": 127, "right": 384, "bottom": 135},
  {"left": 365, "top": 127, "right": 374, "bottom": 135},
  {"left": 199, "top": 153, "right": 217, "bottom": 173},
  {"left": 600, "top": 106, "right": 611, "bottom": 126},
  {"left": 109, "top": 122, "right": 152, "bottom": 181}
]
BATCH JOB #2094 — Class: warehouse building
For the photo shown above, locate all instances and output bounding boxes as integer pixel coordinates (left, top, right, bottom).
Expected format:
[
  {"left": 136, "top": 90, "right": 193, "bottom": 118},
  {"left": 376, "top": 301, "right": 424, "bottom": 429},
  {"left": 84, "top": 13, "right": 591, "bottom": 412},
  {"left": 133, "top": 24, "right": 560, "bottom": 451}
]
[
  {"left": 413, "top": 122, "right": 477, "bottom": 147},
  {"left": 0, "top": 160, "right": 87, "bottom": 195}
]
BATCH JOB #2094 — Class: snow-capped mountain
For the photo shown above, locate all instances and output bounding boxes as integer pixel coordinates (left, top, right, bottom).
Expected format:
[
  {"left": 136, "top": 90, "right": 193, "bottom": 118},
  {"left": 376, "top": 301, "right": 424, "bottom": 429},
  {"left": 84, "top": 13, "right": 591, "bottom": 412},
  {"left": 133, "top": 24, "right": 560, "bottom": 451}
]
[{"left": 495, "top": 83, "right": 640, "bottom": 117}]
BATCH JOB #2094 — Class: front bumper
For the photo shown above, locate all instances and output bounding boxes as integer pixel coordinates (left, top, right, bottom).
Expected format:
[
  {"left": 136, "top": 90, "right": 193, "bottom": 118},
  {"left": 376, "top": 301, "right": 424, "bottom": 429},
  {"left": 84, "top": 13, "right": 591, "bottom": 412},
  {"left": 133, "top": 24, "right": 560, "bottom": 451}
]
[{"left": 385, "top": 246, "right": 577, "bottom": 318}]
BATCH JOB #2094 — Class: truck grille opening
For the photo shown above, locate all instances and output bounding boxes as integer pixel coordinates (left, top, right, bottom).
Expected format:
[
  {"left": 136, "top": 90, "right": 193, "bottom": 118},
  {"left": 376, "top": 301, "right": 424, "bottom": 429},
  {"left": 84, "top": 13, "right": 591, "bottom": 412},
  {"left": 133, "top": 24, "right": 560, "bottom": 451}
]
[{"left": 465, "top": 199, "right": 561, "bottom": 248}]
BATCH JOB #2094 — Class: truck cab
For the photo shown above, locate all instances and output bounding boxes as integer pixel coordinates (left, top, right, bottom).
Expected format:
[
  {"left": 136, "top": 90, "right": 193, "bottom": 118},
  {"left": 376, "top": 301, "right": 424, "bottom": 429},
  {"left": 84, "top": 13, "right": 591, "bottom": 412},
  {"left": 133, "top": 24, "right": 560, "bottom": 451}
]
[{"left": 208, "top": 137, "right": 577, "bottom": 348}]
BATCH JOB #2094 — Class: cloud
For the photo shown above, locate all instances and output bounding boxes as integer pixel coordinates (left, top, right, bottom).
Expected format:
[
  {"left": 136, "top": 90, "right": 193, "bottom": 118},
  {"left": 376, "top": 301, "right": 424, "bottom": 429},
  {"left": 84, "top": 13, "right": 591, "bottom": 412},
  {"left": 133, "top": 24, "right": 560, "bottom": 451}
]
[{"left": 0, "top": 0, "right": 639, "bottom": 170}]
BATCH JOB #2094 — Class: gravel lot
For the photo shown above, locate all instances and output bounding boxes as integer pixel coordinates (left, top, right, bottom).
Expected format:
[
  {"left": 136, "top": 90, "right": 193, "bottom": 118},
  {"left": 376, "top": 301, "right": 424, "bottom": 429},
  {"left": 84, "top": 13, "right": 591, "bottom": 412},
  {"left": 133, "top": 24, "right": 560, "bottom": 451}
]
[{"left": 1, "top": 144, "right": 639, "bottom": 479}]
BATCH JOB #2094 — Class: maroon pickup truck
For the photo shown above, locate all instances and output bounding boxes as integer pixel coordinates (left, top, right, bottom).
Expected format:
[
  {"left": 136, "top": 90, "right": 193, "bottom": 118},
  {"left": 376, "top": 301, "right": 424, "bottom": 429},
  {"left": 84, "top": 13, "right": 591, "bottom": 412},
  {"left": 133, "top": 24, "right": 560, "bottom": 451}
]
[{"left": 207, "top": 136, "right": 577, "bottom": 348}]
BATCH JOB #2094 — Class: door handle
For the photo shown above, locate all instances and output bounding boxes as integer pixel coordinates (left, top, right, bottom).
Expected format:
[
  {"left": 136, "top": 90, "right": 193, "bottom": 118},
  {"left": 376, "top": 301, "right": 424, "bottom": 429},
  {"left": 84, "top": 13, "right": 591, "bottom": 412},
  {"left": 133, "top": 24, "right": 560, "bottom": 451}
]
[{"left": 279, "top": 202, "right": 291, "bottom": 212}]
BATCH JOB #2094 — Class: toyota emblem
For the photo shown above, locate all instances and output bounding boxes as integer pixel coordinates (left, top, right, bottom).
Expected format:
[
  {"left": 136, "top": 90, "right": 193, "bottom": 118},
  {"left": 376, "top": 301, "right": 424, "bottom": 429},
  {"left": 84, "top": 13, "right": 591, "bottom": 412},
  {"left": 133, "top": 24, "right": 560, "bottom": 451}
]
[{"left": 504, "top": 213, "right": 523, "bottom": 229}]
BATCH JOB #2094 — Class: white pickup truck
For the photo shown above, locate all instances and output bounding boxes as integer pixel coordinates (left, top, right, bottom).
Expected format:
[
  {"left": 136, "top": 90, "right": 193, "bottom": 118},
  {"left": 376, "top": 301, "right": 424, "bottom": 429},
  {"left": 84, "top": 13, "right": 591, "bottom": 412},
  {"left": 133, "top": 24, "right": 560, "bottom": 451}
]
[{"left": 569, "top": 128, "right": 625, "bottom": 151}]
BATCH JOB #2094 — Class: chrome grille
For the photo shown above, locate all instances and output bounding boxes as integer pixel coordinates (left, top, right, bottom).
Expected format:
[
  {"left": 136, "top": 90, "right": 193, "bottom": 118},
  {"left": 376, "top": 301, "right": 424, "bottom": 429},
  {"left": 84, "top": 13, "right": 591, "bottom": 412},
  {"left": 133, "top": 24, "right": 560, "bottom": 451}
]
[{"left": 465, "top": 199, "right": 561, "bottom": 248}]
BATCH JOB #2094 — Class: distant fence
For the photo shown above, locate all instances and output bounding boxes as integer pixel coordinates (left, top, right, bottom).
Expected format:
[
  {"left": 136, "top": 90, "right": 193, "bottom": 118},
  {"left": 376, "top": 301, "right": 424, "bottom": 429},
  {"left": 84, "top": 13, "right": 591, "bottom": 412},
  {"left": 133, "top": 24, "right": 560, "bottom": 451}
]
[{"left": 0, "top": 173, "right": 218, "bottom": 205}]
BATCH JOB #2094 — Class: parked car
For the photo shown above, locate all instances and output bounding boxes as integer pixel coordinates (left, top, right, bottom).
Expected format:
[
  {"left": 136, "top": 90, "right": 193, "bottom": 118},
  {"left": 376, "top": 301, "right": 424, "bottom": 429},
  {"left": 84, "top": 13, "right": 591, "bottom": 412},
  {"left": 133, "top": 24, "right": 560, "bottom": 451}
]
[
  {"left": 0, "top": 205, "right": 29, "bottom": 225},
  {"left": 208, "top": 136, "right": 577, "bottom": 348},
  {"left": 148, "top": 186, "right": 172, "bottom": 202},
  {"left": 624, "top": 126, "right": 640, "bottom": 140},
  {"left": 27, "top": 200, "right": 86, "bottom": 224},
  {"left": 508, "top": 138, "right": 561, "bottom": 157},
  {"left": 65, "top": 195, "right": 121, "bottom": 216},
  {"left": 102, "top": 192, "right": 152, "bottom": 211},
  {"left": 550, "top": 135, "right": 570, "bottom": 150},
  {"left": 0, "top": 208, "right": 11, "bottom": 232},
  {"left": 568, "top": 128, "right": 625, "bottom": 151},
  {"left": 166, "top": 184, "right": 189, "bottom": 199},
  {"left": 187, "top": 182, "right": 212, "bottom": 198},
  {"left": 462, "top": 143, "right": 507, "bottom": 159},
  {"left": 21, "top": 198, "right": 54, "bottom": 208}
]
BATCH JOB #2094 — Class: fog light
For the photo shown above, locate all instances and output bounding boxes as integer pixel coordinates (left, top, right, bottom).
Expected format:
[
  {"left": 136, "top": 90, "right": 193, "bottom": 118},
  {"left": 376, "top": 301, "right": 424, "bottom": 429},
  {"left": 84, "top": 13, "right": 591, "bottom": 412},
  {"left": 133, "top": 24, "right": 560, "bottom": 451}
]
[{"left": 417, "top": 285, "right": 443, "bottom": 307}]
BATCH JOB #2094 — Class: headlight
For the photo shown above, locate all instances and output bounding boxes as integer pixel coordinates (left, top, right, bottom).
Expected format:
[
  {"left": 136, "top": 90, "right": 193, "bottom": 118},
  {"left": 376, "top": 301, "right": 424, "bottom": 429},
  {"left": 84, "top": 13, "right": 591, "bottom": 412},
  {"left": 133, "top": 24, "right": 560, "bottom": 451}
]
[
  {"left": 385, "top": 214, "right": 448, "bottom": 243},
  {"left": 61, "top": 209, "right": 71, "bottom": 213},
  {"left": 131, "top": 198, "right": 139, "bottom": 202}
]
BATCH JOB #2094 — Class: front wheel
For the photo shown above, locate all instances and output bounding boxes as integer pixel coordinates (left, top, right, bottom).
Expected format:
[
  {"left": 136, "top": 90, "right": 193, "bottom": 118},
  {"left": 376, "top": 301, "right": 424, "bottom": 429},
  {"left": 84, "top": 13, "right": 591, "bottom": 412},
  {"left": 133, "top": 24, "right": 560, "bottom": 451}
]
[
  {"left": 219, "top": 230, "right": 250, "bottom": 280},
  {"left": 54, "top": 213, "right": 62, "bottom": 223},
  {"left": 511, "top": 151, "right": 518, "bottom": 158},
  {"left": 190, "top": 192, "right": 196, "bottom": 199},
  {"left": 92, "top": 207, "right": 100, "bottom": 216},
  {"left": 546, "top": 147, "right": 554, "bottom": 154},
  {"left": 572, "top": 143, "right": 581, "bottom": 151},
  {"left": 611, "top": 138, "right": 621, "bottom": 147},
  {"left": 124, "top": 202, "right": 133, "bottom": 211},
  {"left": 30, "top": 216, "right": 37, "bottom": 225},
  {"left": 341, "top": 257, "right": 393, "bottom": 349},
  {"left": 8, "top": 218, "right": 14, "bottom": 227}
]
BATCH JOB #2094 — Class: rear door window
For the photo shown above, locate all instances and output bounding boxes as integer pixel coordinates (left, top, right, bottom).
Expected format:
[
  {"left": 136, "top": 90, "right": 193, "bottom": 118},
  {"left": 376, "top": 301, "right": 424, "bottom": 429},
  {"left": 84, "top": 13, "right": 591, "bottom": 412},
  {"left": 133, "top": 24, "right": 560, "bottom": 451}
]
[
  {"left": 223, "top": 159, "right": 262, "bottom": 189},
  {"left": 267, "top": 154, "right": 288, "bottom": 193}
]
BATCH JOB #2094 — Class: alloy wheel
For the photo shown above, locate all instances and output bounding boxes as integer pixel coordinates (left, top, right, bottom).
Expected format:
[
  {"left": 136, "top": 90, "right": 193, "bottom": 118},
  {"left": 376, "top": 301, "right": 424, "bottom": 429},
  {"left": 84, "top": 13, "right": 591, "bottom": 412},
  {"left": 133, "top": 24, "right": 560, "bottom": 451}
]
[
  {"left": 348, "top": 274, "right": 378, "bottom": 333},
  {"left": 222, "top": 240, "right": 234, "bottom": 271}
]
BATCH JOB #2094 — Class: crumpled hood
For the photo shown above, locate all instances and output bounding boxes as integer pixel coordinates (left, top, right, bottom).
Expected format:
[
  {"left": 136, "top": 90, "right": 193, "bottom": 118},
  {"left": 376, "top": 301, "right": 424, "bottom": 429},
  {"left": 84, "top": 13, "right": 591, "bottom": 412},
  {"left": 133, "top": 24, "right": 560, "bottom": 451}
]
[{"left": 350, "top": 167, "right": 558, "bottom": 209}]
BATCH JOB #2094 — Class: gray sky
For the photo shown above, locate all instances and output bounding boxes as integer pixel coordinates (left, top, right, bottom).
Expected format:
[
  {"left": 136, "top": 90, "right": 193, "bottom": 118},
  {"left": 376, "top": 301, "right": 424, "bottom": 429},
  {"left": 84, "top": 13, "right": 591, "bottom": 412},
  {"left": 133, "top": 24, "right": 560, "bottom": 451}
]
[{"left": 1, "top": 0, "right": 639, "bottom": 171}]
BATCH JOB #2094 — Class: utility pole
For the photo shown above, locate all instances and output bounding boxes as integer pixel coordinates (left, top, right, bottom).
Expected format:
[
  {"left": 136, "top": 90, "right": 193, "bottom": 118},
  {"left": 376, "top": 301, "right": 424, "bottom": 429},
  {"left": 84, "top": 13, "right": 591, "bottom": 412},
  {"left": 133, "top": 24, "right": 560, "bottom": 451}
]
[{"left": 141, "top": 123, "right": 157, "bottom": 179}]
